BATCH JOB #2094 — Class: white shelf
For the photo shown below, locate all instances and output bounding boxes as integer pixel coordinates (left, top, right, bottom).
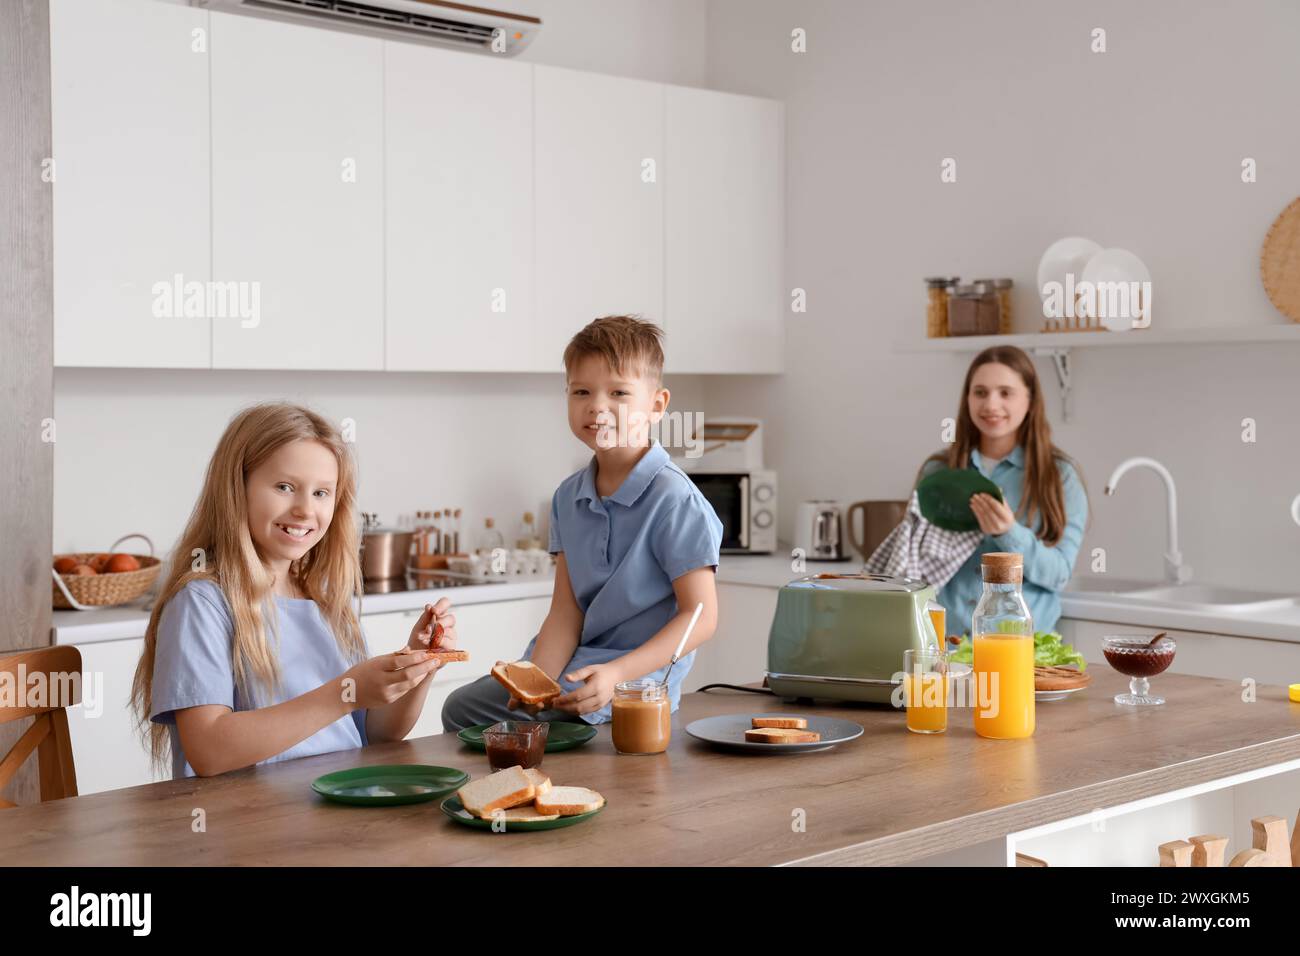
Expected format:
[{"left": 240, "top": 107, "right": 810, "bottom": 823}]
[{"left": 896, "top": 324, "right": 1300, "bottom": 354}]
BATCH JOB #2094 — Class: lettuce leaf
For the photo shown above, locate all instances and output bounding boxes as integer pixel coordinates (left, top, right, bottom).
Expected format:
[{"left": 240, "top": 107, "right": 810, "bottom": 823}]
[{"left": 945, "top": 631, "right": 1086, "bottom": 671}]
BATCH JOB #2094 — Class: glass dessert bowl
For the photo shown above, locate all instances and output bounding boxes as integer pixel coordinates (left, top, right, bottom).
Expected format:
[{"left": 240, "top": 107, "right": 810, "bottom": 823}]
[{"left": 1102, "top": 634, "right": 1176, "bottom": 706}]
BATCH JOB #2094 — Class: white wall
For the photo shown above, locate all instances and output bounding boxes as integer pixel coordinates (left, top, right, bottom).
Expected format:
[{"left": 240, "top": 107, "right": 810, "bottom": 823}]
[
  {"left": 703, "top": 0, "right": 1300, "bottom": 592},
  {"left": 53, "top": 0, "right": 711, "bottom": 557},
  {"left": 54, "top": 368, "right": 707, "bottom": 556}
]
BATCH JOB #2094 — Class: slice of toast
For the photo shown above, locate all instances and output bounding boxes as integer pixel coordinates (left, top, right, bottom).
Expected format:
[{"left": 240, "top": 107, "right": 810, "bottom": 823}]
[
  {"left": 491, "top": 660, "right": 563, "bottom": 706},
  {"left": 429, "top": 649, "right": 469, "bottom": 663},
  {"left": 457, "top": 766, "right": 536, "bottom": 818},
  {"left": 534, "top": 786, "right": 605, "bottom": 816},
  {"left": 1034, "top": 666, "right": 1091, "bottom": 691},
  {"left": 744, "top": 727, "right": 821, "bottom": 744},
  {"left": 523, "top": 768, "right": 551, "bottom": 796},
  {"left": 498, "top": 805, "right": 560, "bottom": 822},
  {"left": 751, "top": 716, "right": 808, "bottom": 729}
]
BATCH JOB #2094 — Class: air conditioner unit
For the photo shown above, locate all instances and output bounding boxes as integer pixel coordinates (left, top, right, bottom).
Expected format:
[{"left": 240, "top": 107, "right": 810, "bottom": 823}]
[{"left": 196, "top": 0, "right": 541, "bottom": 56}]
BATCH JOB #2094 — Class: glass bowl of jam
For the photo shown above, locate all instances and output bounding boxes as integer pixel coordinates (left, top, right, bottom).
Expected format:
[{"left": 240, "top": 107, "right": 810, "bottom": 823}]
[
  {"left": 483, "top": 720, "right": 549, "bottom": 770},
  {"left": 1102, "top": 634, "right": 1176, "bottom": 706}
]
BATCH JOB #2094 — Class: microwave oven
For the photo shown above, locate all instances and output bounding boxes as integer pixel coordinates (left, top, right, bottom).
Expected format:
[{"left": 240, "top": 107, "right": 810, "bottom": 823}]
[{"left": 686, "top": 470, "right": 777, "bottom": 554}]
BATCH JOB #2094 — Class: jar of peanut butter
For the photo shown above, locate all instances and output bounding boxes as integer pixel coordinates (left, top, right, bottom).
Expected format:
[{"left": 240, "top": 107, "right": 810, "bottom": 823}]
[{"left": 611, "top": 679, "right": 671, "bottom": 755}]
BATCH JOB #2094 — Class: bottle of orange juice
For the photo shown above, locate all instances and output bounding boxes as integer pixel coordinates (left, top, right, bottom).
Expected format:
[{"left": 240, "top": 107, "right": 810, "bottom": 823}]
[{"left": 972, "top": 552, "right": 1035, "bottom": 739}]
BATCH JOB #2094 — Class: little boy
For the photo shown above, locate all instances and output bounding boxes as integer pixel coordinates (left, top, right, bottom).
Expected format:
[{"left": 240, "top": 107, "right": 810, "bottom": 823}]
[{"left": 441, "top": 316, "right": 722, "bottom": 731}]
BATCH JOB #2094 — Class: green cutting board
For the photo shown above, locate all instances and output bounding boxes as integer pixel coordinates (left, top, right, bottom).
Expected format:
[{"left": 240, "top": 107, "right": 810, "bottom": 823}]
[{"left": 916, "top": 468, "right": 1004, "bottom": 531}]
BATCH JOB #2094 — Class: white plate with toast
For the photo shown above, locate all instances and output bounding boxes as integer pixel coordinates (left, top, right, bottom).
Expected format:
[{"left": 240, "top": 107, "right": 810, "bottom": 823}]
[{"left": 685, "top": 714, "right": 863, "bottom": 754}]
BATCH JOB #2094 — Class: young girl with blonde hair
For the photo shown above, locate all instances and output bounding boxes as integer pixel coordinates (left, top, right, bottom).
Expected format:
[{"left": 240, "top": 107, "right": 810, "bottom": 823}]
[{"left": 131, "top": 402, "right": 459, "bottom": 777}]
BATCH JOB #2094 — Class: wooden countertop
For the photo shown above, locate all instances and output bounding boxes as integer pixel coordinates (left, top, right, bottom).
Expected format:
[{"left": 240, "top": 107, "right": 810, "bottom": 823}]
[{"left": 3, "top": 670, "right": 1298, "bottom": 866}]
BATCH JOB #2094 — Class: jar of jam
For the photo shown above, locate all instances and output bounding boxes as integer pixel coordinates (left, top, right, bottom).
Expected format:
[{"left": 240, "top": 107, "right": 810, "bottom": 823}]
[
  {"left": 483, "top": 720, "right": 549, "bottom": 770},
  {"left": 611, "top": 680, "right": 671, "bottom": 755},
  {"left": 1102, "top": 634, "right": 1176, "bottom": 705}
]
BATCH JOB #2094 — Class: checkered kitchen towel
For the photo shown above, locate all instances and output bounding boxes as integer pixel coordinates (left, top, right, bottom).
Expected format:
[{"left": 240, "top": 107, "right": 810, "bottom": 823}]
[{"left": 863, "top": 492, "right": 982, "bottom": 588}]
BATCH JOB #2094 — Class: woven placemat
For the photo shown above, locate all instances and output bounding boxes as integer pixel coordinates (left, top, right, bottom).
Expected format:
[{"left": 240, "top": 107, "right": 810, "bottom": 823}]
[{"left": 1261, "top": 197, "right": 1300, "bottom": 322}]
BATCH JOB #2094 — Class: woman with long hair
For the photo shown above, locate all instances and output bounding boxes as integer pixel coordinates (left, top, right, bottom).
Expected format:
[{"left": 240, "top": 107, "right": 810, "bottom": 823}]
[{"left": 917, "top": 346, "right": 1088, "bottom": 634}]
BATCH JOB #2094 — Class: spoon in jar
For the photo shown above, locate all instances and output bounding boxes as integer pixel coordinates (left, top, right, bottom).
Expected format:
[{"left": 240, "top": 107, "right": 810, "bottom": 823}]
[{"left": 662, "top": 602, "right": 705, "bottom": 689}]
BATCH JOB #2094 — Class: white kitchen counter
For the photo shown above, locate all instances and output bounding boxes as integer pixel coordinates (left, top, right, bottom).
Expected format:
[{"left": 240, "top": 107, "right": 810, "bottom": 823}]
[
  {"left": 54, "top": 547, "right": 1300, "bottom": 647},
  {"left": 51, "top": 549, "right": 808, "bottom": 647}
]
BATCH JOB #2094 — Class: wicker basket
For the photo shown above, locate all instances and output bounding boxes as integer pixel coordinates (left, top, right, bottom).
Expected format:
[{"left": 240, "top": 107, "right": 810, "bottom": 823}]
[{"left": 52, "top": 533, "right": 162, "bottom": 610}]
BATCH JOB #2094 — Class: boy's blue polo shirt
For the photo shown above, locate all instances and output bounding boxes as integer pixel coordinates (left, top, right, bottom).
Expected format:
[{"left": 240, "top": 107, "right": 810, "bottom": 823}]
[{"left": 530, "top": 442, "right": 723, "bottom": 724}]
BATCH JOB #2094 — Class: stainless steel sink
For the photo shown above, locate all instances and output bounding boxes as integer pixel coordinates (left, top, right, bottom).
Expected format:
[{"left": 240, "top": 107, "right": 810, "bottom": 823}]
[
  {"left": 1124, "top": 583, "right": 1298, "bottom": 612},
  {"left": 1065, "top": 577, "right": 1298, "bottom": 612},
  {"left": 1063, "top": 577, "right": 1160, "bottom": 595}
]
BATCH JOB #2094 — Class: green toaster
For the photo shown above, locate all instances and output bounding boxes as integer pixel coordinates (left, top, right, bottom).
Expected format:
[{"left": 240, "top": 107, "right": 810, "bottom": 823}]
[{"left": 767, "top": 573, "right": 940, "bottom": 704}]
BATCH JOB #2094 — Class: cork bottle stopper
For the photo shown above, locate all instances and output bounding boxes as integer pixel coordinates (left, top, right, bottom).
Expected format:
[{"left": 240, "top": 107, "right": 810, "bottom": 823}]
[{"left": 981, "top": 552, "right": 1023, "bottom": 584}]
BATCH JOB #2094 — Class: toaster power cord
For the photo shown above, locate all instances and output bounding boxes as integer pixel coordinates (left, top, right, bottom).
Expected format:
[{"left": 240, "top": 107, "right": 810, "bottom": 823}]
[{"left": 695, "top": 682, "right": 775, "bottom": 695}]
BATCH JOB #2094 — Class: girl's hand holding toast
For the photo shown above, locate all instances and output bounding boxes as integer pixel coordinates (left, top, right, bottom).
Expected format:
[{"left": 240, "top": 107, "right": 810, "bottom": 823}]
[
  {"left": 341, "top": 599, "right": 460, "bottom": 709},
  {"left": 407, "top": 599, "right": 457, "bottom": 656},
  {"left": 343, "top": 649, "right": 443, "bottom": 709}
]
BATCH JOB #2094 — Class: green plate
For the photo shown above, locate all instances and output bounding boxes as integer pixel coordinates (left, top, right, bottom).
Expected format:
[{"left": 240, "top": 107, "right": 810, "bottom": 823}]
[
  {"left": 457, "top": 722, "right": 598, "bottom": 752},
  {"left": 916, "top": 468, "right": 1005, "bottom": 531},
  {"left": 311, "top": 764, "right": 469, "bottom": 806},
  {"left": 440, "top": 794, "right": 604, "bottom": 831}
]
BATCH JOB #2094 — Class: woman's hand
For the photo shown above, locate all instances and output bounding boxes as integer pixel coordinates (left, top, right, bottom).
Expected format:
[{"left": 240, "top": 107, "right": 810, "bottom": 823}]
[
  {"left": 343, "top": 650, "right": 442, "bottom": 710},
  {"left": 970, "top": 492, "right": 1016, "bottom": 537},
  {"left": 551, "top": 662, "right": 621, "bottom": 716}
]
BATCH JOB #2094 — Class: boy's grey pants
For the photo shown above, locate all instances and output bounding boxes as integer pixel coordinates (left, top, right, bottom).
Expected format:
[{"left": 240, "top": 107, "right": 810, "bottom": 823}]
[{"left": 440, "top": 673, "right": 591, "bottom": 733}]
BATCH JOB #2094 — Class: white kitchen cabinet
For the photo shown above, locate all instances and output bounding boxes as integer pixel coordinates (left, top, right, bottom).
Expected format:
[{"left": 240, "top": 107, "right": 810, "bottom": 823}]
[
  {"left": 534, "top": 65, "right": 664, "bottom": 360},
  {"left": 1057, "top": 618, "right": 1300, "bottom": 684},
  {"left": 209, "top": 12, "right": 384, "bottom": 370},
  {"left": 664, "top": 87, "right": 784, "bottom": 374},
  {"left": 683, "top": 583, "right": 779, "bottom": 691},
  {"left": 65, "top": 637, "right": 165, "bottom": 796},
  {"left": 384, "top": 43, "right": 534, "bottom": 372},
  {"left": 50, "top": 0, "right": 211, "bottom": 369}
]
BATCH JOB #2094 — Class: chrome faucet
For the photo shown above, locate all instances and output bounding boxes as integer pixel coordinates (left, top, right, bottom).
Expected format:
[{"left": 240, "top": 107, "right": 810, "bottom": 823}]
[{"left": 1104, "top": 457, "right": 1192, "bottom": 584}]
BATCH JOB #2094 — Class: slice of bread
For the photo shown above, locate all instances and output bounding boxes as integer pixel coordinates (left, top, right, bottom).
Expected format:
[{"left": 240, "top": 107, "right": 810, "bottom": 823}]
[
  {"left": 491, "top": 660, "right": 563, "bottom": 705},
  {"left": 752, "top": 716, "right": 808, "bottom": 729},
  {"left": 534, "top": 786, "right": 605, "bottom": 816},
  {"left": 429, "top": 649, "right": 469, "bottom": 663},
  {"left": 457, "top": 766, "right": 536, "bottom": 818},
  {"left": 744, "top": 727, "right": 821, "bottom": 744},
  {"left": 523, "top": 768, "right": 551, "bottom": 796},
  {"left": 498, "top": 805, "right": 560, "bottom": 822}
]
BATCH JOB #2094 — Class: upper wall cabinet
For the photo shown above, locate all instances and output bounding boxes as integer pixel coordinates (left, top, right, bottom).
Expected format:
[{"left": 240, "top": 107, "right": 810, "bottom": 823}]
[
  {"left": 534, "top": 66, "right": 665, "bottom": 365},
  {"left": 384, "top": 44, "right": 534, "bottom": 372},
  {"left": 50, "top": 0, "right": 211, "bottom": 368},
  {"left": 209, "top": 12, "right": 384, "bottom": 370},
  {"left": 664, "top": 87, "right": 784, "bottom": 374}
]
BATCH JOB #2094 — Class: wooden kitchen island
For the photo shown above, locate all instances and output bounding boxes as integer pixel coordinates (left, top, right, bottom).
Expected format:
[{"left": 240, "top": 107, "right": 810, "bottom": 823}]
[{"left": 3, "top": 670, "right": 1298, "bottom": 866}]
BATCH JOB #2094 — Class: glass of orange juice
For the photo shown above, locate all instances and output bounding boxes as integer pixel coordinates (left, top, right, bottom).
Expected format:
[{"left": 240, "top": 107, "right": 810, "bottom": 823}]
[
  {"left": 925, "top": 600, "right": 946, "bottom": 649},
  {"left": 904, "top": 647, "right": 948, "bottom": 734}
]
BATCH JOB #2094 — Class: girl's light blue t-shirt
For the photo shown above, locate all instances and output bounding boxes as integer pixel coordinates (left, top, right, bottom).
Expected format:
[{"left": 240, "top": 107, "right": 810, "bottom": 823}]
[{"left": 149, "top": 578, "right": 369, "bottom": 778}]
